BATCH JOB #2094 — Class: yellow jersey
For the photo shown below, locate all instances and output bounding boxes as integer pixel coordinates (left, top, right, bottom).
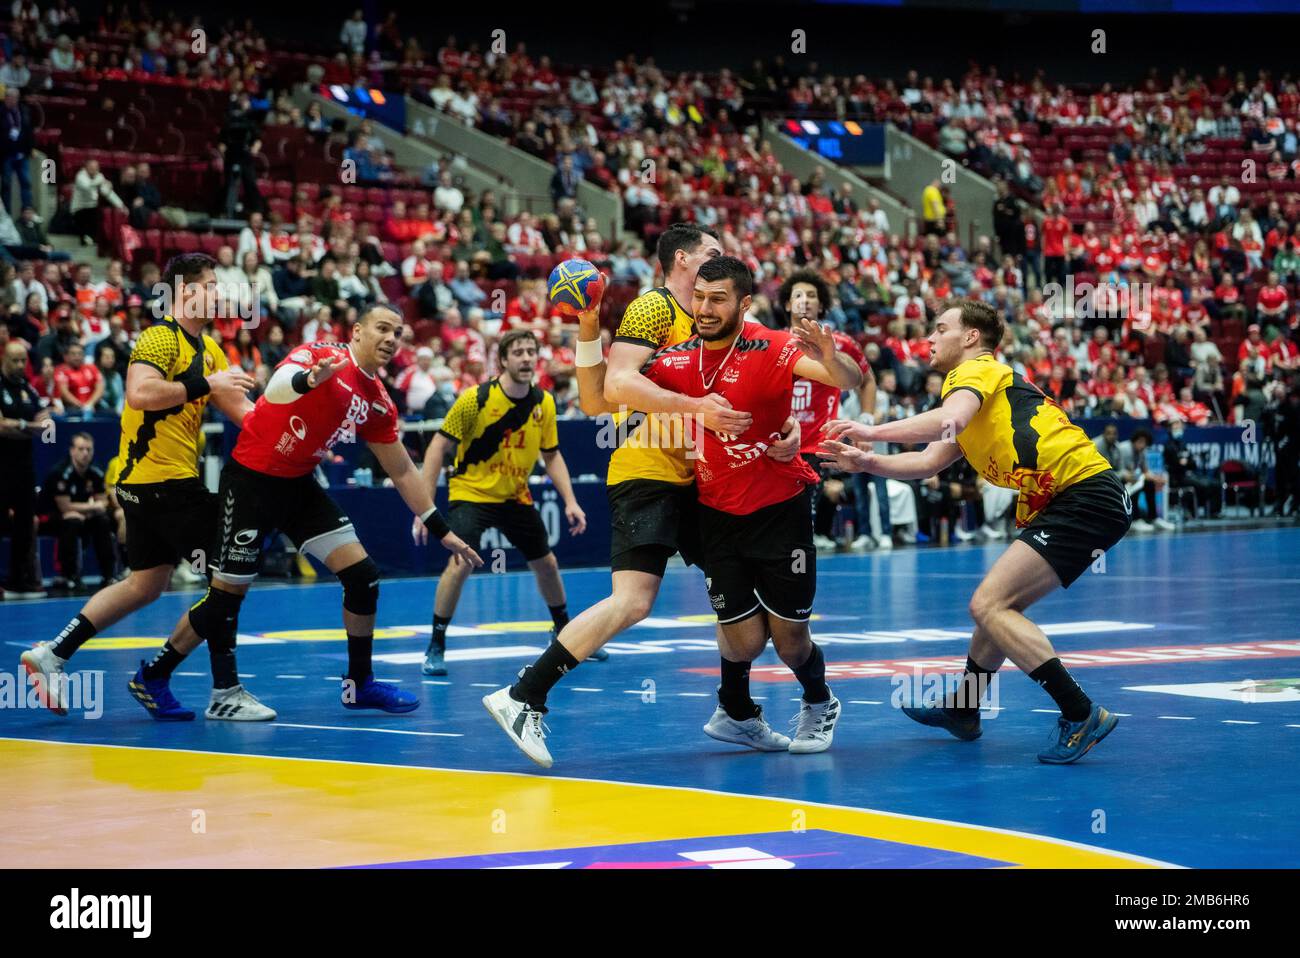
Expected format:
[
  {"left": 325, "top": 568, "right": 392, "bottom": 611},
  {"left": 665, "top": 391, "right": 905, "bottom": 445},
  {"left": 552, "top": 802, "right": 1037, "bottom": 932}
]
[
  {"left": 942, "top": 354, "right": 1111, "bottom": 526},
  {"left": 117, "top": 317, "right": 226, "bottom": 485},
  {"left": 606, "top": 286, "right": 696, "bottom": 487},
  {"left": 440, "top": 380, "right": 558, "bottom": 505}
]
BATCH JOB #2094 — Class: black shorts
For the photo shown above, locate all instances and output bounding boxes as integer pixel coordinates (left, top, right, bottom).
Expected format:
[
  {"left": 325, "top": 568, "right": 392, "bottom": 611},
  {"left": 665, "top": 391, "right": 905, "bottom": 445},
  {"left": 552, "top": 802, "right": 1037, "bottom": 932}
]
[
  {"left": 698, "top": 491, "right": 816, "bottom": 623},
  {"left": 608, "top": 478, "right": 703, "bottom": 577},
  {"left": 1017, "top": 469, "right": 1132, "bottom": 588},
  {"left": 116, "top": 478, "right": 219, "bottom": 572},
  {"left": 211, "top": 458, "right": 357, "bottom": 584},
  {"left": 447, "top": 499, "right": 552, "bottom": 562}
]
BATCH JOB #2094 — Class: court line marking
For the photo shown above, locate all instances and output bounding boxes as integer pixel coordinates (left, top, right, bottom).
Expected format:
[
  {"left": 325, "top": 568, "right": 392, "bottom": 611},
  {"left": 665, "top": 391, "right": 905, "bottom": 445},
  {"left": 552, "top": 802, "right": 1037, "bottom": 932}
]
[
  {"left": 568, "top": 688, "right": 603, "bottom": 693},
  {"left": 1158, "top": 715, "right": 1196, "bottom": 720},
  {"left": 1221, "top": 720, "right": 1259, "bottom": 725},
  {"left": 273, "top": 723, "right": 462, "bottom": 738},
  {"left": 0, "top": 736, "right": 1181, "bottom": 868},
  {"left": 276, "top": 674, "right": 306, "bottom": 679}
]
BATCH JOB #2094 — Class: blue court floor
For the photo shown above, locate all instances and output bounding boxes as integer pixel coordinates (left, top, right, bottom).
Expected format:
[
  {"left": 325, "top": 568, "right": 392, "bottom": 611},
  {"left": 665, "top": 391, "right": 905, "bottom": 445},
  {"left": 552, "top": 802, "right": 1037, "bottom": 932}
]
[{"left": 1, "top": 527, "right": 1298, "bottom": 869}]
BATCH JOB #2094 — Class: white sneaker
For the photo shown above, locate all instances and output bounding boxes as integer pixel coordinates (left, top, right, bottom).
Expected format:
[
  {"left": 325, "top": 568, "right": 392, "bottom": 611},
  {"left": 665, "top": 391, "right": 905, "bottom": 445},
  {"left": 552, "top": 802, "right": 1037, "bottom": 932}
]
[
  {"left": 813, "top": 534, "right": 838, "bottom": 551},
  {"left": 978, "top": 524, "right": 1005, "bottom": 540},
  {"left": 702, "top": 706, "right": 792, "bottom": 751},
  {"left": 850, "top": 534, "right": 874, "bottom": 551},
  {"left": 953, "top": 525, "right": 976, "bottom": 542},
  {"left": 205, "top": 685, "right": 277, "bottom": 721},
  {"left": 20, "top": 642, "right": 68, "bottom": 715},
  {"left": 482, "top": 686, "right": 553, "bottom": 768},
  {"left": 1130, "top": 519, "right": 1154, "bottom": 533},
  {"left": 1153, "top": 517, "right": 1176, "bottom": 531},
  {"left": 875, "top": 534, "right": 893, "bottom": 550},
  {"left": 788, "top": 695, "right": 841, "bottom": 754}
]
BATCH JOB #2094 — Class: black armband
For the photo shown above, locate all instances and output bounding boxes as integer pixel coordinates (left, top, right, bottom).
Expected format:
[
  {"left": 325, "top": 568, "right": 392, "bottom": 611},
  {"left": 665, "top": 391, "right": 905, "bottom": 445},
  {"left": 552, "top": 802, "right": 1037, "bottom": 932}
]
[
  {"left": 182, "top": 373, "right": 211, "bottom": 402},
  {"left": 291, "top": 369, "right": 314, "bottom": 394},
  {"left": 421, "top": 507, "right": 451, "bottom": 540}
]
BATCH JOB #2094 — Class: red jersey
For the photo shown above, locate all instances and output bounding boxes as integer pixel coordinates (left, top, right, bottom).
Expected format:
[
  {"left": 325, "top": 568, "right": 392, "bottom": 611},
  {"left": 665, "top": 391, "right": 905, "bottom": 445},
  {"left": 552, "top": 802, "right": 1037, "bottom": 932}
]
[
  {"left": 234, "top": 342, "right": 400, "bottom": 478},
  {"left": 793, "top": 378, "right": 840, "bottom": 454},
  {"left": 55, "top": 363, "right": 101, "bottom": 405},
  {"left": 644, "top": 323, "right": 819, "bottom": 515},
  {"left": 1042, "top": 215, "right": 1071, "bottom": 258}
]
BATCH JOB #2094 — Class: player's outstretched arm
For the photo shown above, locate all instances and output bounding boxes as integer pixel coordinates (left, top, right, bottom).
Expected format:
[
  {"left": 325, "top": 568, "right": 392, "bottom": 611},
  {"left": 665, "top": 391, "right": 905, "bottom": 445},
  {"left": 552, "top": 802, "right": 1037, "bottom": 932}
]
[
  {"left": 604, "top": 341, "right": 753, "bottom": 434},
  {"left": 824, "top": 389, "right": 980, "bottom": 446},
  {"left": 420, "top": 432, "right": 455, "bottom": 497},
  {"left": 816, "top": 436, "right": 964, "bottom": 479},
  {"left": 791, "top": 317, "right": 863, "bottom": 391},
  {"left": 541, "top": 448, "right": 586, "bottom": 535},
  {"left": 573, "top": 305, "right": 619, "bottom": 416},
  {"left": 126, "top": 361, "right": 255, "bottom": 412},
  {"left": 373, "top": 440, "right": 483, "bottom": 565}
]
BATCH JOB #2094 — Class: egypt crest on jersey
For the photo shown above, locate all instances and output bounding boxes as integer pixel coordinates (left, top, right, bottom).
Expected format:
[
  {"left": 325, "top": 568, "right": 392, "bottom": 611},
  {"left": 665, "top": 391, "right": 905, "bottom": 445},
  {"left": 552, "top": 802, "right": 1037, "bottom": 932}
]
[{"left": 233, "top": 342, "right": 400, "bottom": 478}]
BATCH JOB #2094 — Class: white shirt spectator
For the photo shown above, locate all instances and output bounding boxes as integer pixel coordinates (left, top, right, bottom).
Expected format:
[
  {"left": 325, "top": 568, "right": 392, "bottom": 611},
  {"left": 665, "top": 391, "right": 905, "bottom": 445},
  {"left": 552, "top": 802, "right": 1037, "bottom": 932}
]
[
  {"left": 1207, "top": 183, "right": 1240, "bottom": 210},
  {"left": 434, "top": 182, "right": 464, "bottom": 214},
  {"left": 237, "top": 225, "right": 275, "bottom": 264},
  {"left": 506, "top": 220, "right": 545, "bottom": 254},
  {"left": 449, "top": 91, "right": 479, "bottom": 126},
  {"left": 13, "top": 274, "right": 46, "bottom": 314},
  {"left": 49, "top": 39, "right": 78, "bottom": 72},
  {"left": 340, "top": 15, "right": 367, "bottom": 55},
  {"left": 1191, "top": 338, "right": 1223, "bottom": 367},
  {"left": 71, "top": 167, "right": 127, "bottom": 216},
  {"left": 396, "top": 353, "right": 438, "bottom": 413},
  {"left": 0, "top": 61, "right": 31, "bottom": 89}
]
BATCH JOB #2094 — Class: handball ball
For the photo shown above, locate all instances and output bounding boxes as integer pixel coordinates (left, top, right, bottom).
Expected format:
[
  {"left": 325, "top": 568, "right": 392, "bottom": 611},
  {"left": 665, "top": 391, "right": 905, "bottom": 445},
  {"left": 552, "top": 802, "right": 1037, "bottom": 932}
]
[{"left": 547, "top": 258, "right": 605, "bottom": 316}]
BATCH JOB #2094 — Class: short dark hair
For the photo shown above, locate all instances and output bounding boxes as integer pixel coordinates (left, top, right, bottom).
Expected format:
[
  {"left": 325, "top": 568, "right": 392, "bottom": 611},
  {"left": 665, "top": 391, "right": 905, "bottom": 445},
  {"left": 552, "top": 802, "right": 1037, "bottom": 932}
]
[
  {"left": 357, "top": 304, "right": 401, "bottom": 327},
  {"left": 70, "top": 431, "right": 93, "bottom": 446},
  {"left": 498, "top": 329, "right": 539, "bottom": 363},
  {"left": 655, "top": 222, "right": 718, "bottom": 275},
  {"left": 940, "top": 297, "right": 1004, "bottom": 350},
  {"left": 1131, "top": 427, "right": 1154, "bottom": 445},
  {"left": 695, "top": 255, "right": 753, "bottom": 299},
  {"left": 776, "top": 268, "right": 831, "bottom": 328},
  {"left": 163, "top": 252, "right": 217, "bottom": 298}
]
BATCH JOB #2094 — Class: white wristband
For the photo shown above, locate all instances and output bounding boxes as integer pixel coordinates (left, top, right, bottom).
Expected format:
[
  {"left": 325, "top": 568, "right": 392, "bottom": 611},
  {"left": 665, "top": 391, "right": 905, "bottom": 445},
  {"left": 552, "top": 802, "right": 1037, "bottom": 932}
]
[{"left": 575, "top": 338, "right": 604, "bottom": 367}]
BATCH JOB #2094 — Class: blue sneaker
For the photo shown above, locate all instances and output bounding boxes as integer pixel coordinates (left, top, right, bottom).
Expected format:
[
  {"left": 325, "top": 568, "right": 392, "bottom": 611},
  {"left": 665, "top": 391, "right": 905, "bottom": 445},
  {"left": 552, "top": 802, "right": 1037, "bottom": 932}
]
[
  {"left": 421, "top": 646, "right": 447, "bottom": 676},
  {"left": 1037, "top": 704, "right": 1119, "bottom": 764},
  {"left": 898, "top": 688, "right": 982, "bottom": 741},
  {"left": 343, "top": 675, "right": 420, "bottom": 713},
  {"left": 128, "top": 663, "right": 195, "bottom": 721}
]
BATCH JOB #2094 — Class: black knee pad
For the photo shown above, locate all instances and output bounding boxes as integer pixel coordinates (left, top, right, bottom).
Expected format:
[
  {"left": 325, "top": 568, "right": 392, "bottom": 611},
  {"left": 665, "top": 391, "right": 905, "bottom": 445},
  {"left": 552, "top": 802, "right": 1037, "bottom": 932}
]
[
  {"left": 188, "top": 586, "right": 244, "bottom": 649},
  {"left": 338, "top": 557, "right": 380, "bottom": 616}
]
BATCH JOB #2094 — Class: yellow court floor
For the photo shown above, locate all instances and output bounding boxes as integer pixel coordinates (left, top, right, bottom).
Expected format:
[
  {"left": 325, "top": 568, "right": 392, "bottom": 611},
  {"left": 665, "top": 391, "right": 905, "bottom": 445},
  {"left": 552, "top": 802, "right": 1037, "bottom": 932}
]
[{"left": 0, "top": 739, "right": 1167, "bottom": 869}]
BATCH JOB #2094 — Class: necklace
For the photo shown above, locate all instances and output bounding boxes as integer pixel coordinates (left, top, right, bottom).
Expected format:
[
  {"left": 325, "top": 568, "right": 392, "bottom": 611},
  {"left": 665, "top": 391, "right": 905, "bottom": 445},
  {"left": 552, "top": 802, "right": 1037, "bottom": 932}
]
[{"left": 699, "top": 333, "right": 741, "bottom": 391}]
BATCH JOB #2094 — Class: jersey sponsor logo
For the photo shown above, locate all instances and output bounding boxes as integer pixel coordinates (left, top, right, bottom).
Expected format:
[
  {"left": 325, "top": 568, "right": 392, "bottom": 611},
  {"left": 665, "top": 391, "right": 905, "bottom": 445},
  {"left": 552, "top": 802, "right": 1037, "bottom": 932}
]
[
  {"left": 114, "top": 485, "right": 139, "bottom": 504},
  {"left": 289, "top": 415, "right": 308, "bottom": 441},
  {"left": 234, "top": 528, "right": 259, "bottom": 546},
  {"left": 290, "top": 349, "right": 313, "bottom": 364},
  {"left": 720, "top": 364, "right": 741, "bottom": 384},
  {"left": 275, "top": 433, "right": 297, "bottom": 456},
  {"left": 326, "top": 393, "right": 370, "bottom": 449}
]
